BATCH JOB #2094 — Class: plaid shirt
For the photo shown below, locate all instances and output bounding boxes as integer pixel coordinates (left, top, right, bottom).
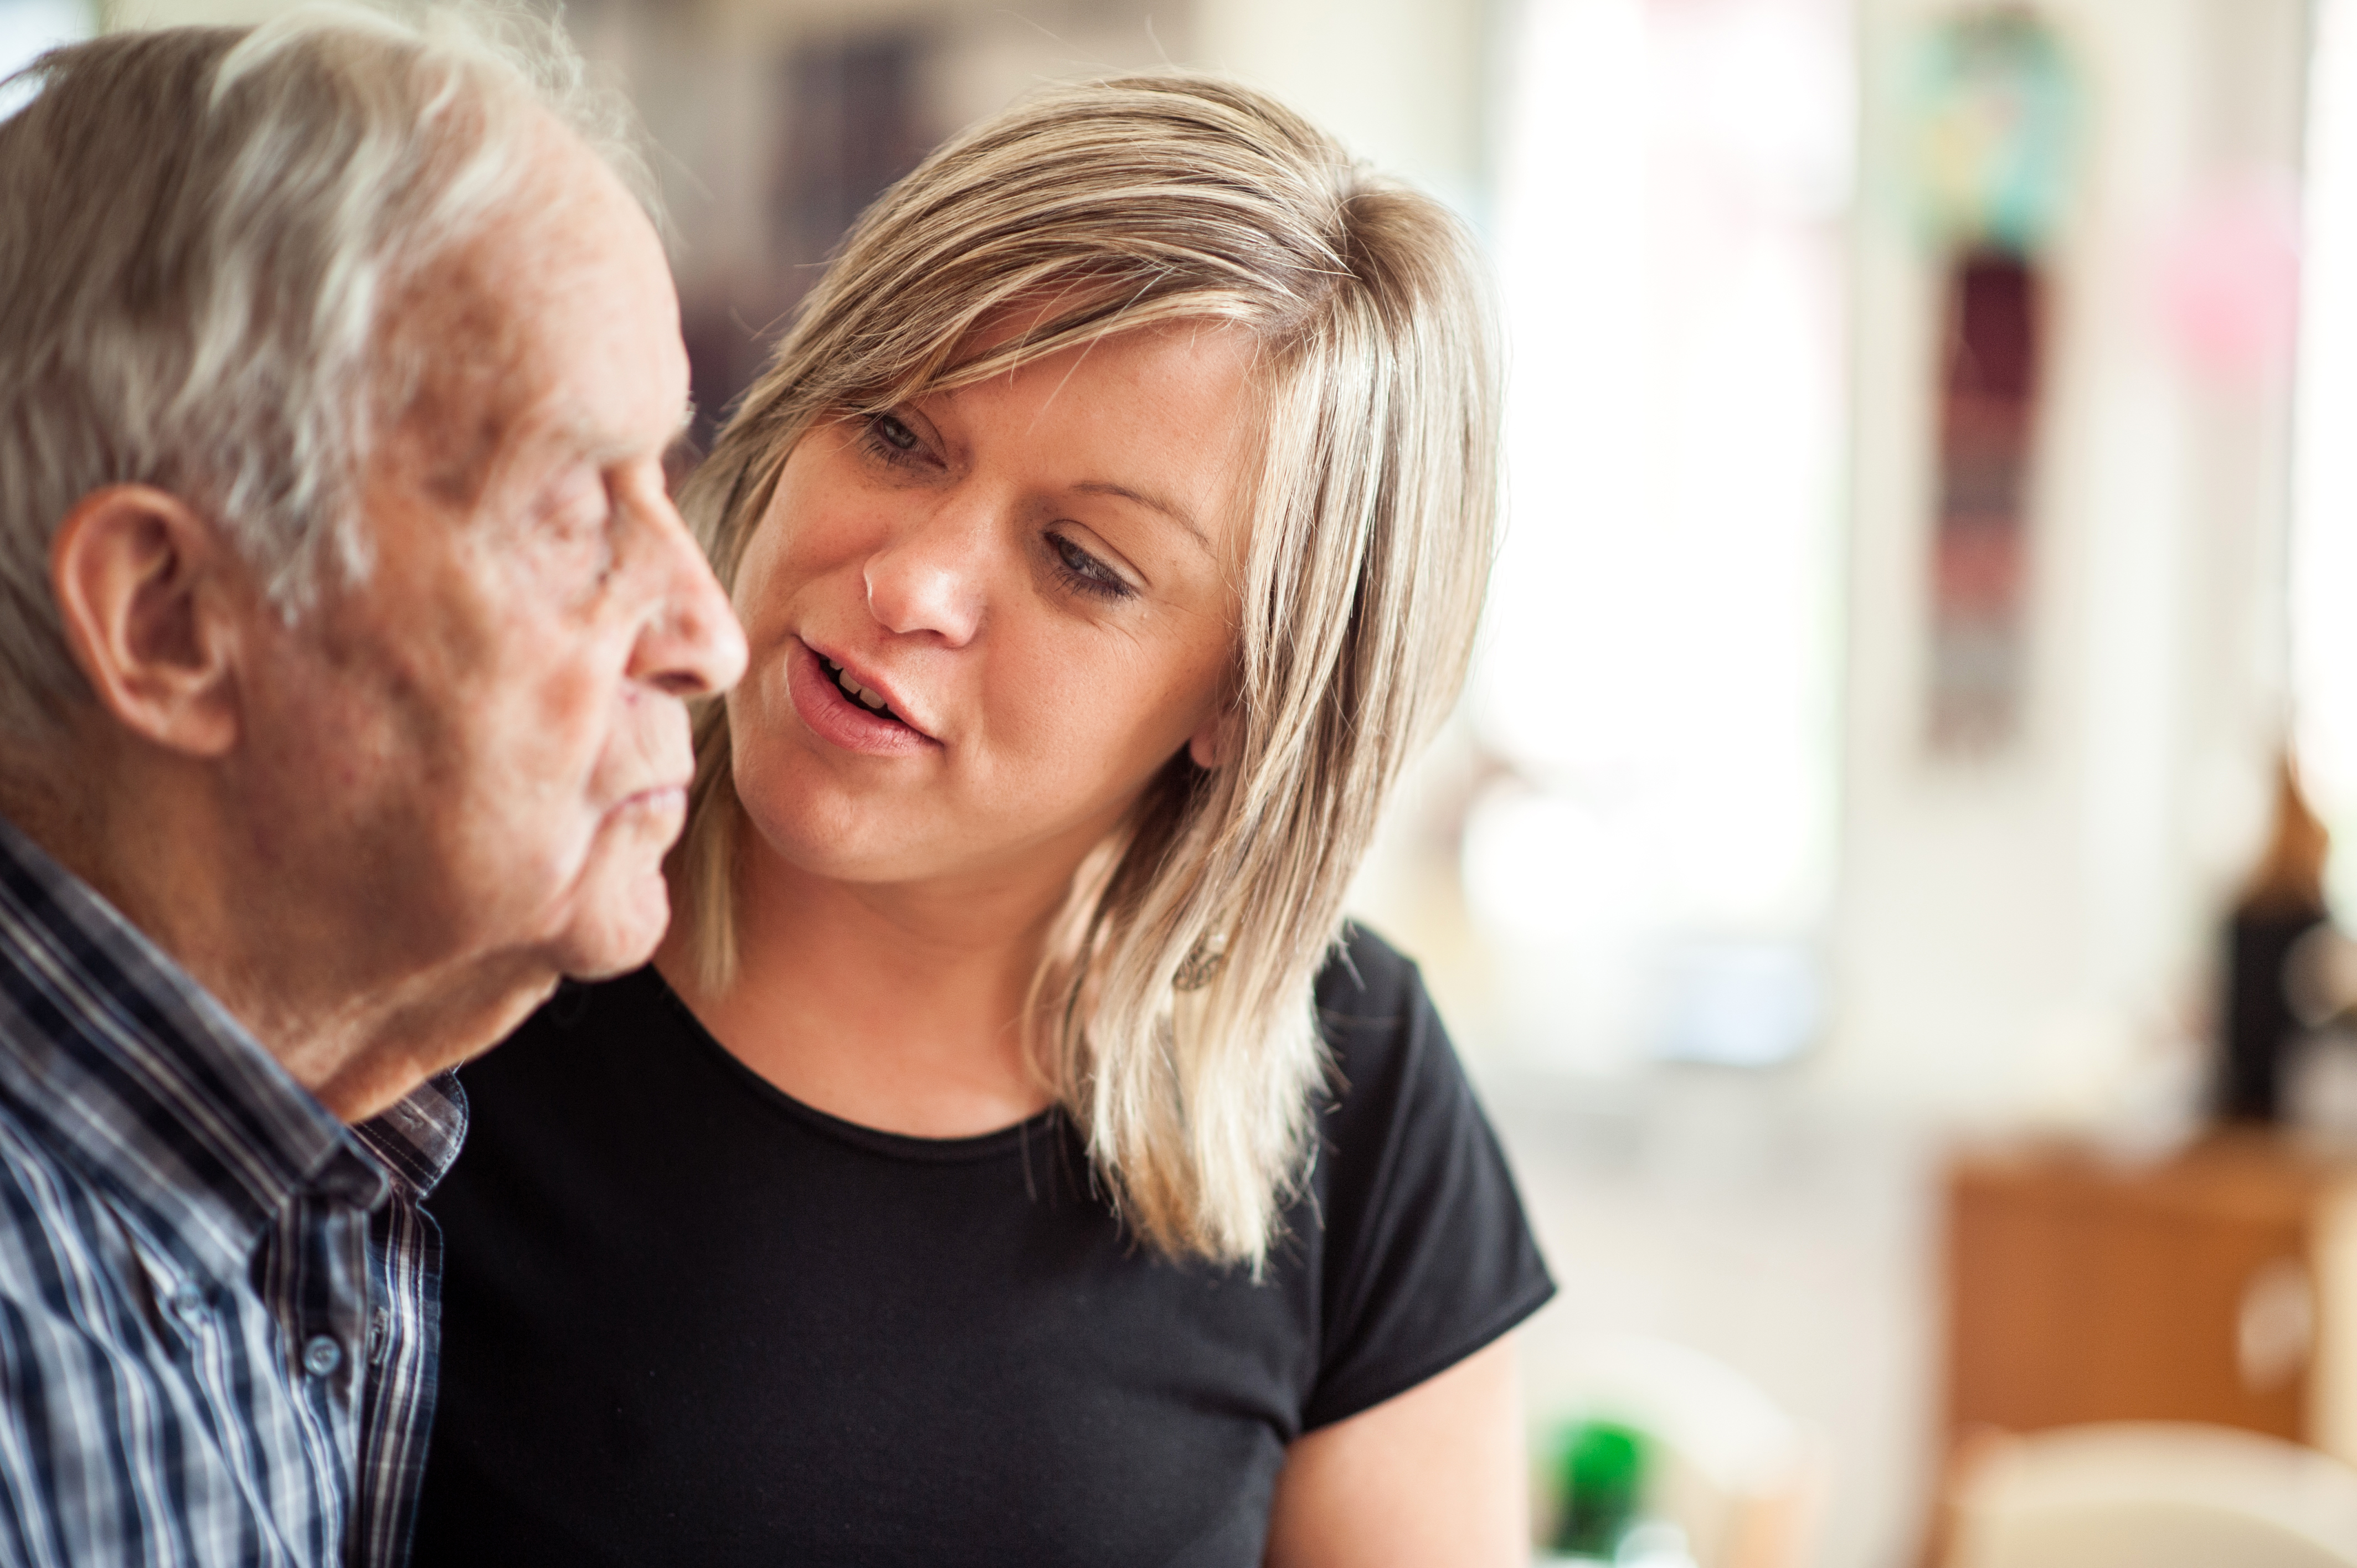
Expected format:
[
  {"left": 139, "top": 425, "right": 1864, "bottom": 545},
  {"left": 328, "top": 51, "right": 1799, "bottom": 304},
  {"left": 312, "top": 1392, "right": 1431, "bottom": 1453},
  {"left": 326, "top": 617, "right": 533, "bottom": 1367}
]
[{"left": 0, "top": 816, "right": 464, "bottom": 1568}]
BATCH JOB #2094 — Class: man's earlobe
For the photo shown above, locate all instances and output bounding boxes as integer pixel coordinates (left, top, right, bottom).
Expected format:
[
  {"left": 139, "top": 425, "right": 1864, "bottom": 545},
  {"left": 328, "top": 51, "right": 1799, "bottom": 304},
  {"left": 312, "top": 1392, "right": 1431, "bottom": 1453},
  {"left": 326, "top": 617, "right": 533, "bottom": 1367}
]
[
  {"left": 1188, "top": 708, "right": 1241, "bottom": 770},
  {"left": 49, "top": 486, "right": 243, "bottom": 759}
]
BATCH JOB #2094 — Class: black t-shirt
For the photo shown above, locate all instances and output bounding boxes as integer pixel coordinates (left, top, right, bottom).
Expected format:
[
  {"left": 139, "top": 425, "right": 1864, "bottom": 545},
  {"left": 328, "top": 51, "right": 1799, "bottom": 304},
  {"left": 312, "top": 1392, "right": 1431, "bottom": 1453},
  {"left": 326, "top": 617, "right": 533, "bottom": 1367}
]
[{"left": 412, "top": 926, "right": 1553, "bottom": 1567}]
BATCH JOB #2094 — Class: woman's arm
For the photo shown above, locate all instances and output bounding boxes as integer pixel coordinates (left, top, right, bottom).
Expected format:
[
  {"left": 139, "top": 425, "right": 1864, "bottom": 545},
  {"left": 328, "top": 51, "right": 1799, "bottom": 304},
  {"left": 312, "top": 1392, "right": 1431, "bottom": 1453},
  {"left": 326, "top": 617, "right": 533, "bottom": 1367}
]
[{"left": 1263, "top": 1335, "right": 1529, "bottom": 1568}]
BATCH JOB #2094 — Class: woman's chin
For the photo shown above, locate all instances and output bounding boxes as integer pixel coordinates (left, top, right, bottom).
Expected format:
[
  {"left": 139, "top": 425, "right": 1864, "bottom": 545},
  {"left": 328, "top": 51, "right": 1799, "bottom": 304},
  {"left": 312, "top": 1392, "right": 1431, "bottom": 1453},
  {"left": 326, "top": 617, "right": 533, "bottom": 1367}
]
[{"left": 735, "top": 785, "right": 927, "bottom": 883}]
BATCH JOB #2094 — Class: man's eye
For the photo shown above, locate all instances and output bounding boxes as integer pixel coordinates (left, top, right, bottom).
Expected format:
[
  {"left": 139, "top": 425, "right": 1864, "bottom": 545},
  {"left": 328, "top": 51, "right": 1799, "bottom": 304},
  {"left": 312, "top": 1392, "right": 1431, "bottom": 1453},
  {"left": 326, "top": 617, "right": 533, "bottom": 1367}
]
[
  {"left": 546, "top": 480, "right": 611, "bottom": 541},
  {"left": 529, "top": 470, "right": 618, "bottom": 584}
]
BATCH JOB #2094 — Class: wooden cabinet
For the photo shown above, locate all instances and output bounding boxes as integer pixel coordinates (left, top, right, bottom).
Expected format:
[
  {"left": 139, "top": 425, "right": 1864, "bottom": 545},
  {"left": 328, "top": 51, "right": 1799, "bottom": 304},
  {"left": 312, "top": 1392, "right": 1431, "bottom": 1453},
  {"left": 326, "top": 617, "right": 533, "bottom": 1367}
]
[{"left": 1943, "top": 1132, "right": 2357, "bottom": 1462}]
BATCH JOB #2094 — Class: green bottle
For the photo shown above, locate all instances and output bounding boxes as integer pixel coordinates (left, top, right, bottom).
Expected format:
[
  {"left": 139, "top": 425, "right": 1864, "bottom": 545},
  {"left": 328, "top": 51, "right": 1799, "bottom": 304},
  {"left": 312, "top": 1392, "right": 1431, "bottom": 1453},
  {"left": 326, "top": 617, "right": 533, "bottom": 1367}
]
[{"left": 1549, "top": 1420, "right": 1646, "bottom": 1559}]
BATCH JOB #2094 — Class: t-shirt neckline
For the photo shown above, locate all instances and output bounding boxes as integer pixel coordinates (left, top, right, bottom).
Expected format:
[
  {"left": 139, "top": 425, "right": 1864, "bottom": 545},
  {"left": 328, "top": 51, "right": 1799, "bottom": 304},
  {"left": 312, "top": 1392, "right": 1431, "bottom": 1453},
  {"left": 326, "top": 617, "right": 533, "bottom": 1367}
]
[{"left": 635, "top": 966, "right": 1066, "bottom": 1164}]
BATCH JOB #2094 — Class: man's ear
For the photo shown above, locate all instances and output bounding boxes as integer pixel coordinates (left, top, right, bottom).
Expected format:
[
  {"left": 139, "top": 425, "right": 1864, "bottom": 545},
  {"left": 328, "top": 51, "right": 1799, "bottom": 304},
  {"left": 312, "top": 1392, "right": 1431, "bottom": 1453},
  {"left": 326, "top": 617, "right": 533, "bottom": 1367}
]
[
  {"left": 1188, "top": 706, "right": 1242, "bottom": 770},
  {"left": 49, "top": 485, "right": 244, "bottom": 759}
]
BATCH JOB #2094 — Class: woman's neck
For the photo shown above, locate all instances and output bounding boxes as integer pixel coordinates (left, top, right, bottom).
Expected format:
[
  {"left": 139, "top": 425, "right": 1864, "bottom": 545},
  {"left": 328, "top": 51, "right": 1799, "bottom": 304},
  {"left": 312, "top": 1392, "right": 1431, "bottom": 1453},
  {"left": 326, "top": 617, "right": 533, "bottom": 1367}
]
[{"left": 656, "top": 838, "right": 1071, "bottom": 1139}]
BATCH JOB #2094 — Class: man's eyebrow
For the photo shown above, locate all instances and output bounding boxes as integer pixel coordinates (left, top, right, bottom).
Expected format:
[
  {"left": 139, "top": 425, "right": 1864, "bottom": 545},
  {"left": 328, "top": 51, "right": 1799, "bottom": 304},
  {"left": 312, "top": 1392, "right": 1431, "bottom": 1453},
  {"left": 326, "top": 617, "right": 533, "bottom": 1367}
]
[
  {"left": 1073, "top": 481, "right": 1210, "bottom": 551},
  {"left": 554, "top": 401, "right": 697, "bottom": 467}
]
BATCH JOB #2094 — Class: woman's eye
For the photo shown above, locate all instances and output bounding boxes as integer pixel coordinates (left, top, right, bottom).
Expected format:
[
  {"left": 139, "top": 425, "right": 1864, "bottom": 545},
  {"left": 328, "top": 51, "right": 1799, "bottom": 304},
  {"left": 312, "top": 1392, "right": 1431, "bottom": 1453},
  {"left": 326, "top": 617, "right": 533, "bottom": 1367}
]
[
  {"left": 1050, "top": 533, "right": 1135, "bottom": 602},
  {"left": 871, "top": 413, "right": 921, "bottom": 454}
]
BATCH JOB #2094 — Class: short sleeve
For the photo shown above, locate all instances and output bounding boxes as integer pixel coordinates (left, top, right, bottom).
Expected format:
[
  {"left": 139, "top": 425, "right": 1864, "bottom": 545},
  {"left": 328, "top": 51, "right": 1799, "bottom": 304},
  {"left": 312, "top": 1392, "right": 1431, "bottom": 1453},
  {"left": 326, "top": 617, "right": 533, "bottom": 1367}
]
[{"left": 1299, "top": 927, "right": 1556, "bottom": 1431}]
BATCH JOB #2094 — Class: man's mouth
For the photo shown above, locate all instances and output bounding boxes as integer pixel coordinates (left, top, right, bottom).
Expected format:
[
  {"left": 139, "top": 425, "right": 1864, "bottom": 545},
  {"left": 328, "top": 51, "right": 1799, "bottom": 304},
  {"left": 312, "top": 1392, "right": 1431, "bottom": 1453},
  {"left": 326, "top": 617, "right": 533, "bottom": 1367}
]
[{"left": 819, "top": 654, "right": 910, "bottom": 727}]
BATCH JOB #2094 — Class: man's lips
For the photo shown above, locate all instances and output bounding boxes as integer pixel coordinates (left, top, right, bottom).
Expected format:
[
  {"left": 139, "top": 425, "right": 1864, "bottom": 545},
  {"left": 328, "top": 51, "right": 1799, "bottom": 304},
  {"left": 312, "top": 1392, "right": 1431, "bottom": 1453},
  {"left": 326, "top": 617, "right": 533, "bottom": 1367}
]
[
  {"left": 614, "top": 782, "right": 689, "bottom": 811},
  {"left": 604, "top": 783, "right": 691, "bottom": 833}
]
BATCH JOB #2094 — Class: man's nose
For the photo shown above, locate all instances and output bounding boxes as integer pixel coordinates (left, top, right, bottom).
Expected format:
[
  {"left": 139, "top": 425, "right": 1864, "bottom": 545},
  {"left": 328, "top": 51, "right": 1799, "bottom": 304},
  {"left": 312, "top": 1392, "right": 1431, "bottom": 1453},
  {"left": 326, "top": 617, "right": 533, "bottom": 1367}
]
[
  {"left": 630, "top": 496, "right": 748, "bottom": 697},
  {"left": 863, "top": 501, "right": 987, "bottom": 646}
]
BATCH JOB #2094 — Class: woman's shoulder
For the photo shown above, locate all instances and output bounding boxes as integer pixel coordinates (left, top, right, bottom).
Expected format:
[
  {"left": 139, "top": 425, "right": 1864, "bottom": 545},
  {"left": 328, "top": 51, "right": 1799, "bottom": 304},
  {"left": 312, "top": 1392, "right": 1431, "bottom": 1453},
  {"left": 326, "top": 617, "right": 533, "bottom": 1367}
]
[
  {"left": 1294, "top": 922, "right": 1555, "bottom": 1430},
  {"left": 1309, "top": 922, "right": 1459, "bottom": 1129},
  {"left": 1313, "top": 921, "right": 1428, "bottom": 1017}
]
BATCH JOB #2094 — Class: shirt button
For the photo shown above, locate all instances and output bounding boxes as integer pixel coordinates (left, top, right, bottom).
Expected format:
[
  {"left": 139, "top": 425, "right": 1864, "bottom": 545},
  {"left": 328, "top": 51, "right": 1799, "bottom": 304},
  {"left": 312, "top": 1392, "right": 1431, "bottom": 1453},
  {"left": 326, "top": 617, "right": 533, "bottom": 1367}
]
[
  {"left": 302, "top": 1335, "right": 343, "bottom": 1378},
  {"left": 168, "top": 1284, "right": 207, "bottom": 1325}
]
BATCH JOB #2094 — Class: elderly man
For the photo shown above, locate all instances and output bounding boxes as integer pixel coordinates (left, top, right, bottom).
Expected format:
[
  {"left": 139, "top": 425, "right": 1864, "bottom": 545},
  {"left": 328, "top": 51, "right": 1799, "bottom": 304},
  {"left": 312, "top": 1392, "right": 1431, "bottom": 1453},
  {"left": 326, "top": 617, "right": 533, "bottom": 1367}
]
[{"left": 0, "top": 11, "right": 744, "bottom": 1567}]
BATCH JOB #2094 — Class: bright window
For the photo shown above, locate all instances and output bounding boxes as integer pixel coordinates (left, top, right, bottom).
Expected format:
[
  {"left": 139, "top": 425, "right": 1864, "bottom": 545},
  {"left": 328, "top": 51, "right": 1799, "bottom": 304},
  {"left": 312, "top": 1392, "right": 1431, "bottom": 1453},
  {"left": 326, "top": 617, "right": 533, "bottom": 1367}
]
[
  {"left": 0, "top": 0, "right": 88, "bottom": 117},
  {"left": 2297, "top": 0, "right": 2357, "bottom": 905},
  {"left": 1466, "top": 0, "right": 1852, "bottom": 1071}
]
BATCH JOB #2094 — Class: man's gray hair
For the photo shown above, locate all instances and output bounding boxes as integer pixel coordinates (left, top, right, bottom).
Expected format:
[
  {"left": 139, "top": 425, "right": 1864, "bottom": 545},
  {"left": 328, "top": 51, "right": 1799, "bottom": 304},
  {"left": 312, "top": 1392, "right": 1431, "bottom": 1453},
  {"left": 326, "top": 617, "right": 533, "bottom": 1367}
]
[{"left": 0, "top": 3, "right": 652, "bottom": 742}]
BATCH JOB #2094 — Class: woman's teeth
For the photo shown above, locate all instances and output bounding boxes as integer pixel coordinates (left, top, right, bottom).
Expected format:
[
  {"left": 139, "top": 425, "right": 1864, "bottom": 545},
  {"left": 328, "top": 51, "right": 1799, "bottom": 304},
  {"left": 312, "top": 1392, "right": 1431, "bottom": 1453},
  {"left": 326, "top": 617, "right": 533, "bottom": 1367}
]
[{"left": 820, "top": 656, "right": 901, "bottom": 721}]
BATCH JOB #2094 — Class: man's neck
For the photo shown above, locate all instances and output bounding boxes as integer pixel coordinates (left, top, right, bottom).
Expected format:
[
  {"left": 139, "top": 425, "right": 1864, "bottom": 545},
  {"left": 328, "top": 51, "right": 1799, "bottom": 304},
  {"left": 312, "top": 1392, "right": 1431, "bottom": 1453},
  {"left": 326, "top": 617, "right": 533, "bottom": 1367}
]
[{"left": 3, "top": 739, "right": 541, "bottom": 1123}]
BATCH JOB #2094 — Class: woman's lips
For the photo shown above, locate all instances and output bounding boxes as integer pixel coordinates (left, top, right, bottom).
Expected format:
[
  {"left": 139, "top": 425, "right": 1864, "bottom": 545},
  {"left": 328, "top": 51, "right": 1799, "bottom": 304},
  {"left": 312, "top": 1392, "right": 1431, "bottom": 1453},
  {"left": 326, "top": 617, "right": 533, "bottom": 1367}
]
[{"left": 786, "top": 639, "right": 938, "bottom": 757}]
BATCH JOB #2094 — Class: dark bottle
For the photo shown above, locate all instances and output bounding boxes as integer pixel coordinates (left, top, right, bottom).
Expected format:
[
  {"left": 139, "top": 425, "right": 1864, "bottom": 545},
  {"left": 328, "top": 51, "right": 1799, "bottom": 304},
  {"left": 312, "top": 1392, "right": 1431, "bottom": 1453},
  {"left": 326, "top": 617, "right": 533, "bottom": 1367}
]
[{"left": 2220, "top": 753, "right": 2332, "bottom": 1121}]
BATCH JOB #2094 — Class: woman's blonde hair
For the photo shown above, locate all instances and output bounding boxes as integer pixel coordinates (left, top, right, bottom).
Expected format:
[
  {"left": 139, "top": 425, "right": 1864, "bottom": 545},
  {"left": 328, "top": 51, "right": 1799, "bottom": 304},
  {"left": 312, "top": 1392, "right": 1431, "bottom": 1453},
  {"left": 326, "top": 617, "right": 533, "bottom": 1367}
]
[{"left": 672, "top": 72, "right": 1498, "bottom": 1267}]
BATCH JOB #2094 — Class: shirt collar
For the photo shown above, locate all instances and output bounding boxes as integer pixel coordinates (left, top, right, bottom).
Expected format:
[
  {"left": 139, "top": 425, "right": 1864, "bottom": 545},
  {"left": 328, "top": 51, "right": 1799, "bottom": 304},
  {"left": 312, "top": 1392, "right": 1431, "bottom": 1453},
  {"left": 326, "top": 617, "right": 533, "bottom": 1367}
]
[
  {"left": 0, "top": 813, "right": 389, "bottom": 1280},
  {"left": 353, "top": 1070, "right": 469, "bottom": 1199}
]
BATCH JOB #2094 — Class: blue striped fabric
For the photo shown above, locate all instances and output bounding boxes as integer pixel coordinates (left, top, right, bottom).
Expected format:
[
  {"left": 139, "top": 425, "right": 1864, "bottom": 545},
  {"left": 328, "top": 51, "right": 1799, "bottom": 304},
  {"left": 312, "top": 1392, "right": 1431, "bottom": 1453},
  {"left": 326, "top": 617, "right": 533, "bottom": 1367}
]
[{"left": 0, "top": 816, "right": 464, "bottom": 1568}]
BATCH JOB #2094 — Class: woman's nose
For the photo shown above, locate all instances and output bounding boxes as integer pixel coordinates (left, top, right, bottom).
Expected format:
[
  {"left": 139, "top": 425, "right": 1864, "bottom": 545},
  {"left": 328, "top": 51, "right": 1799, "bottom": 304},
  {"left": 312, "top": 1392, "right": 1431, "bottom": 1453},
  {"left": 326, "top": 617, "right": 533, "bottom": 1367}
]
[{"left": 862, "top": 508, "right": 987, "bottom": 646}]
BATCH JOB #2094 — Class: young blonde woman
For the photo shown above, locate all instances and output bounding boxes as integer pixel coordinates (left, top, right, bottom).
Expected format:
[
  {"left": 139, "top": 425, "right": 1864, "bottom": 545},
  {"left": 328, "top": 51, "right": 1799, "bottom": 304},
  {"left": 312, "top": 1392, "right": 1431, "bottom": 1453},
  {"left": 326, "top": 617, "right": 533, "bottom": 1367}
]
[{"left": 414, "top": 74, "right": 1553, "bottom": 1566}]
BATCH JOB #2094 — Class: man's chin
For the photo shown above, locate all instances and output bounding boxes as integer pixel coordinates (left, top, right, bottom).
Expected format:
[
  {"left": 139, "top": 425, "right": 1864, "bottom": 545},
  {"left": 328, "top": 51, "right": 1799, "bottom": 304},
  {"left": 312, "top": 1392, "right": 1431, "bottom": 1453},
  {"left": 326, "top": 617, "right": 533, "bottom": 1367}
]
[{"left": 549, "top": 868, "right": 675, "bottom": 983}]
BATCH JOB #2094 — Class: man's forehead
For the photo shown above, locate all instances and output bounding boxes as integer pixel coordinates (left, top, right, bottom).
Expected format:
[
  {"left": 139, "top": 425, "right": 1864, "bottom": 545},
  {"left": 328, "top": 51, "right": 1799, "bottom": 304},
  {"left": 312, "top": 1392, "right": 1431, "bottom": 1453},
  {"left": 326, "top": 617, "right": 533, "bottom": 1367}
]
[
  {"left": 395, "top": 376, "right": 692, "bottom": 508},
  {"left": 386, "top": 267, "right": 684, "bottom": 502},
  {"left": 546, "top": 400, "right": 698, "bottom": 466}
]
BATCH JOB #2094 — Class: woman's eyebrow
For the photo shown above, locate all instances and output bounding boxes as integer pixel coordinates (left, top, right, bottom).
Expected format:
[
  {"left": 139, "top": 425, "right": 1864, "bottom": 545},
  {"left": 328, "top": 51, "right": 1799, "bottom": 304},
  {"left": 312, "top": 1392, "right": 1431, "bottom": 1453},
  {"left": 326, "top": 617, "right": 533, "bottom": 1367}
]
[{"left": 1073, "top": 480, "right": 1210, "bottom": 551}]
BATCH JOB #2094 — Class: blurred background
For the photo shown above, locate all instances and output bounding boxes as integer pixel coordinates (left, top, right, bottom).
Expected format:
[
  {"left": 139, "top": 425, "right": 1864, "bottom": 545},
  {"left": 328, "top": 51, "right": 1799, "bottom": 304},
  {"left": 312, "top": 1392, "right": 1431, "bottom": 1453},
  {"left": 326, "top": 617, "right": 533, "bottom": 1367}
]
[{"left": 17, "top": 0, "right": 2357, "bottom": 1561}]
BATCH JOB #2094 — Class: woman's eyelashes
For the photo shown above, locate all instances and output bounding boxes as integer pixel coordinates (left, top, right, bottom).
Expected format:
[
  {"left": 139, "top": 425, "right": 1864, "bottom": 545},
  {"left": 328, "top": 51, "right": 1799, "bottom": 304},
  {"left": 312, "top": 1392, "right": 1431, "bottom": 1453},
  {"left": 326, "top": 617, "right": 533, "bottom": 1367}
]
[
  {"left": 1048, "top": 532, "right": 1136, "bottom": 602},
  {"left": 862, "top": 411, "right": 930, "bottom": 467}
]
